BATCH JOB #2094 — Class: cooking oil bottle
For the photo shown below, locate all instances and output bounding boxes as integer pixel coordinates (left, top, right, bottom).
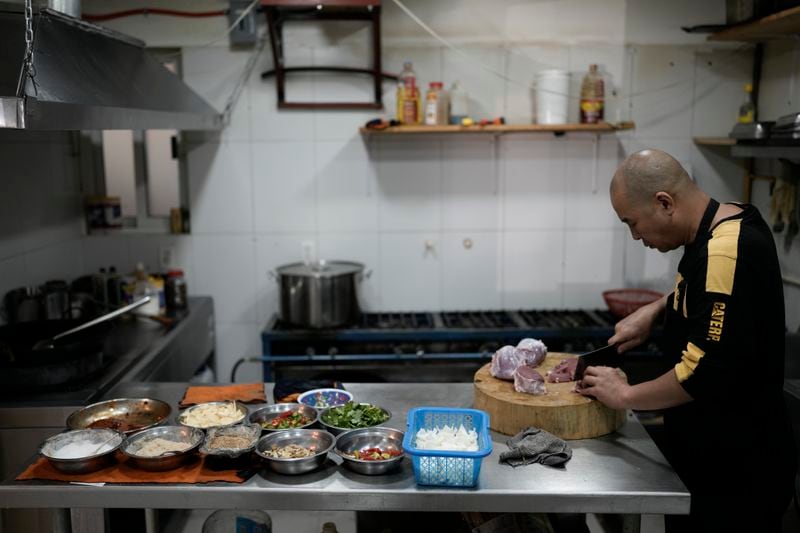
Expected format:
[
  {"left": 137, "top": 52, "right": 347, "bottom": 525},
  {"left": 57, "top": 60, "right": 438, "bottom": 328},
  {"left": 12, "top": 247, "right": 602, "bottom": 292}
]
[
  {"left": 396, "top": 61, "right": 421, "bottom": 124},
  {"left": 579, "top": 64, "right": 604, "bottom": 124}
]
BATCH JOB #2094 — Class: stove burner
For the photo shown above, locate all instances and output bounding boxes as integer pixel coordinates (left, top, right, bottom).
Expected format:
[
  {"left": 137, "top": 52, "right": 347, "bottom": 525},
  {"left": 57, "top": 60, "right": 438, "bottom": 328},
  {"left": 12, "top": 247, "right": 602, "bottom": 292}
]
[
  {"left": 360, "top": 312, "right": 434, "bottom": 329},
  {"left": 441, "top": 311, "right": 518, "bottom": 329},
  {"left": 517, "top": 310, "right": 613, "bottom": 329},
  {"left": 262, "top": 309, "right": 664, "bottom": 383}
]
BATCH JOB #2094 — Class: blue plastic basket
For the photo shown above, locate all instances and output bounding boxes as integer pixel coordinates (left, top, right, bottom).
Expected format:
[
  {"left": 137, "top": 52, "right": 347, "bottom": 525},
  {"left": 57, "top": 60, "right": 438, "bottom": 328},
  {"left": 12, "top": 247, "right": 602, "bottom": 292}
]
[{"left": 402, "top": 407, "right": 492, "bottom": 487}]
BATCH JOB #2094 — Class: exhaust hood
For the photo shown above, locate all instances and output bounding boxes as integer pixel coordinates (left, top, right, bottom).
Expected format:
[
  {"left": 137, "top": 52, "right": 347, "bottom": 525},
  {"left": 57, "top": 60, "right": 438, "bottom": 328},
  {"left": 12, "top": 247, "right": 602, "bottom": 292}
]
[{"left": 0, "top": 4, "right": 223, "bottom": 131}]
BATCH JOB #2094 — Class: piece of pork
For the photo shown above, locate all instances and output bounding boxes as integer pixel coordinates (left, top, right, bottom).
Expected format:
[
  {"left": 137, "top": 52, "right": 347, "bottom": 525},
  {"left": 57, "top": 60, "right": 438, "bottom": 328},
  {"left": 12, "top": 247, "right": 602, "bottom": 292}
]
[
  {"left": 513, "top": 365, "right": 547, "bottom": 395},
  {"left": 547, "top": 358, "right": 578, "bottom": 383},
  {"left": 515, "top": 338, "right": 547, "bottom": 368},
  {"left": 490, "top": 345, "right": 521, "bottom": 380}
]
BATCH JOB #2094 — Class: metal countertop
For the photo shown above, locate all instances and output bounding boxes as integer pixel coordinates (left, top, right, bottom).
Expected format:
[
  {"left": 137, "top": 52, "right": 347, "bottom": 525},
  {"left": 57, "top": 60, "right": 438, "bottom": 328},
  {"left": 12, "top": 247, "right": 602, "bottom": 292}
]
[{"left": 0, "top": 382, "right": 690, "bottom": 515}]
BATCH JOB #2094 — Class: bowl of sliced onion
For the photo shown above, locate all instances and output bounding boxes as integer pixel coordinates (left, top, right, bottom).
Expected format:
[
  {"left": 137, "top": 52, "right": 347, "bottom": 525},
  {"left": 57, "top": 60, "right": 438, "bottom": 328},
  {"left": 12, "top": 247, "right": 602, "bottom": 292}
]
[{"left": 333, "top": 427, "right": 405, "bottom": 475}]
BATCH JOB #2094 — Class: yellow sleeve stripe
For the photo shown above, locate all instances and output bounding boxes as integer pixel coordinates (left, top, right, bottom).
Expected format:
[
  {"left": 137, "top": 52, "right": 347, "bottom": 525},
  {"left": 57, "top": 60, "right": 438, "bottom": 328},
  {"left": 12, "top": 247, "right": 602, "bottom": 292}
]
[
  {"left": 673, "top": 272, "right": 683, "bottom": 312},
  {"left": 682, "top": 288, "right": 688, "bottom": 318},
  {"left": 674, "top": 341, "right": 706, "bottom": 383},
  {"left": 706, "top": 220, "right": 741, "bottom": 296}
]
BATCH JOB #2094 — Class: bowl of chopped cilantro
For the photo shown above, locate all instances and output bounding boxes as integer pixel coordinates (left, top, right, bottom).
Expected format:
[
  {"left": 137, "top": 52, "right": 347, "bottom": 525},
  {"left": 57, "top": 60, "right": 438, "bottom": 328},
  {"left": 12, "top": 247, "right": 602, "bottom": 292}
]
[
  {"left": 248, "top": 403, "right": 318, "bottom": 433},
  {"left": 319, "top": 401, "right": 391, "bottom": 435}
]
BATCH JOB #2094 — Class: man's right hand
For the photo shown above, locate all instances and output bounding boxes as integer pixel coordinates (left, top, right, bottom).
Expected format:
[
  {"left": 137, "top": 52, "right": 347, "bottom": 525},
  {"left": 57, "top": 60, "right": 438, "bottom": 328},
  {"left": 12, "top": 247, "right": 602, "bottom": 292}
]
[{"left": 608, "top": 293, "right": 668, "bottom": 353}]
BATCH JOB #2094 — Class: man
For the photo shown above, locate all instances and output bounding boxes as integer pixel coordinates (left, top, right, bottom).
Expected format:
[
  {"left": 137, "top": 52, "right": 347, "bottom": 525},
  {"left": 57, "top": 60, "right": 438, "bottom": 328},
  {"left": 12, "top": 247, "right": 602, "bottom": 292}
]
[{"left": 578, "top": 149, "right": 796, "bottom": 532}]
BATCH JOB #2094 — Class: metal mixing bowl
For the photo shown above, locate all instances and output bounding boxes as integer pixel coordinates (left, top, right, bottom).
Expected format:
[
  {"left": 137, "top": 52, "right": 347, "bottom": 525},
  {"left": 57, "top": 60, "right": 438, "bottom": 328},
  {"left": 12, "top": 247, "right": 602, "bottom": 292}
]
[
  {"left": 255, "top": 429, "right": 334, "bottom": 475},
  {"left": 40, "top": 428, "right": 124, "bottom": 474},
  {"left": 177, "top": 401, "right": 248, "bottom": 430},
  {"left": 318, "top": 403, "right": 391, "bottom": 436},
  {"left": 334, "top": 427, "right": 405, "bottom": 475},
  {"left": 297, "top": 388, "right": 353, "bottom": 409},
  {"left": 121, "top": 425, "right": 204, "bottom": 471},
  {"left": 248, "top": 403, "right": 318, "bottom": 432},
  {"left": 66, "top": 397, "right": 171, "bottom": 435},
  {"left": 201, "top": 423, "right": 261, "bottom": 459}
]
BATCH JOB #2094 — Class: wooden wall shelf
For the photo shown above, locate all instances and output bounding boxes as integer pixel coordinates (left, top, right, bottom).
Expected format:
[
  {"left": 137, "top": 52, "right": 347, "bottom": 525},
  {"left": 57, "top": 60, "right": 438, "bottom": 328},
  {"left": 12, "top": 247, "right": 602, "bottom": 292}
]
[
  {"left": 360, "top": 122, "right": 635, "bottom": 135},
  {"left": 708, "top": 6, "right": 800, "bottom": 41}
]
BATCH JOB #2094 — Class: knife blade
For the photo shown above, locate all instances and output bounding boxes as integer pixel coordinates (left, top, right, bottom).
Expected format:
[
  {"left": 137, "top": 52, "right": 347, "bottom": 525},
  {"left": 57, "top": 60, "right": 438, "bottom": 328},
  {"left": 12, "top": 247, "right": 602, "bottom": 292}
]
[{"left": 573, "top": 343, "right": 619, "bottom": 381}]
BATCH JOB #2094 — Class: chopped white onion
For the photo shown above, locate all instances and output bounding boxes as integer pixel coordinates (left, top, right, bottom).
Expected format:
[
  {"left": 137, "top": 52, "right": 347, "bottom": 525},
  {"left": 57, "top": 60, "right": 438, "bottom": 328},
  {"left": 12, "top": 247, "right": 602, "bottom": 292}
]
[{"left": 414, "top": 424, "right": 478, "bottom": 451}]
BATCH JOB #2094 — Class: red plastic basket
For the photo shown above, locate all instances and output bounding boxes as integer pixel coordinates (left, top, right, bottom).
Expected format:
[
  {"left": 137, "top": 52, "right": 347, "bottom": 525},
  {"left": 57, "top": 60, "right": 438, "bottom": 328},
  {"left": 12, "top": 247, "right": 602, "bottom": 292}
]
[{"left": 602, "top": 289, "right": 663, "bottom": 319}]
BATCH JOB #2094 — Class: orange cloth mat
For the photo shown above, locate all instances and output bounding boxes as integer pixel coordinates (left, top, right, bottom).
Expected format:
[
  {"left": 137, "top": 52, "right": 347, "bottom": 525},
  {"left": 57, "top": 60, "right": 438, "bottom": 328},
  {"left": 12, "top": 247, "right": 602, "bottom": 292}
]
[
  {"left": 179, "top": 383, "right": 266, "bottom": 407},
  {"left": 16, "top": 454, "right": 256, "bottom": 484}
]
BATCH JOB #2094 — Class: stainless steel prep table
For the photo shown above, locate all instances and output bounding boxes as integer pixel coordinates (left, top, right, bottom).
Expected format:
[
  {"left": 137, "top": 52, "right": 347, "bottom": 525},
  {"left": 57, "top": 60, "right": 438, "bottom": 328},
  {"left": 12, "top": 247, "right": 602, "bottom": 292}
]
[{"left": 0, "top": 382, "right": 690, "bottom": 531}]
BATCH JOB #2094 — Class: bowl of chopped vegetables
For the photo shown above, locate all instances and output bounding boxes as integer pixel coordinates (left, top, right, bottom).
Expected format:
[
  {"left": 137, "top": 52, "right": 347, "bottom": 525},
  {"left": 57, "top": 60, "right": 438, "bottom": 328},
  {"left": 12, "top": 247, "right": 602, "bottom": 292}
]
[
  {"left": 297, "top": 388, "right": 353, "bottom": 409},
  {"left": 318, "top": 402, "right": 391, "bottom": 436},
  {"left": 255, "top": 429, "right": 335, "bottom": 475},
  {"left": 334, "top": 427, "right": 405, "bottom": 475},
  {"left": 248, "top": 403, "right": 318, "bottom": 432}
]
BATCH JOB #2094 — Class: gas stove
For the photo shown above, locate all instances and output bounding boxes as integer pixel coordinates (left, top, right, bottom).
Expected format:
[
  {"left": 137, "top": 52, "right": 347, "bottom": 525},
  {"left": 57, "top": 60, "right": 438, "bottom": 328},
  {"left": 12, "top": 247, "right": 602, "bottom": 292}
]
[{"left": 261, "top": 310, "right": 666, "bottom": 383}]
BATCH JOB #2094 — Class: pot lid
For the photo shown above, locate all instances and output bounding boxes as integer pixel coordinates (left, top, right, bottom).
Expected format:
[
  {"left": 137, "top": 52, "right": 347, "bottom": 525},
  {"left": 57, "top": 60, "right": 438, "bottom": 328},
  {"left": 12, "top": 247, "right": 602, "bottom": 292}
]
[{"left": 276, "top": 260, "right": 364, "bottom": 278}]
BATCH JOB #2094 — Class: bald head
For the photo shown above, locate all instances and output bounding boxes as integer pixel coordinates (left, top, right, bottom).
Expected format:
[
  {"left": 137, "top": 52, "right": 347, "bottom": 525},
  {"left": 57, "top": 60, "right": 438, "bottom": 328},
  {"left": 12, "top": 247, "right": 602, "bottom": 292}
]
[{"left": 611, "top": 149, "right": 695, "bottom": 205}]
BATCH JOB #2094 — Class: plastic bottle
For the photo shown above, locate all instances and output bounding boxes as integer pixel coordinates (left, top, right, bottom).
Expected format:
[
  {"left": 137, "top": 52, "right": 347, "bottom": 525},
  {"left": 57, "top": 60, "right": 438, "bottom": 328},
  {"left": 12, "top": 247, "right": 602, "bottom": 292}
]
[
  {"left": 149, "top": 275, "right": 166, "bottom": 314},
  {"left": 738, "top": 83, "right": 754, "bottom": 124},
  {"left": 106, "top": 266, "right": 121, "bottom": 307},
  {"left": 93, "top": 267, "right": 108, "bottom": 307},
  {"left": 579, "top": 64, "right": 604, "bottom": 124},
  {"left": 449, "top": 81, "right": 468, "bottom": 125},
  {"left": 396, "top": 61, "right": 421, "bottom": 124},
  {"left": 133, "top": 262, "right": 160, "bottom": 316},
  {"left": 424, "top": 82, "right": 447, "bottom": 125}
]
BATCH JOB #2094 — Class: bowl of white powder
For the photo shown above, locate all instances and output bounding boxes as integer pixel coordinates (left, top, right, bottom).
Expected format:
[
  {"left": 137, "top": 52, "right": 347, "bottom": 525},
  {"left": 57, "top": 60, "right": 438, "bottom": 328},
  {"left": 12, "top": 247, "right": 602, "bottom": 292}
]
[
  {"left": 40, "top": 428, "right": 124, "bottom": 474},
  {"left": 121, "top": 425, "right": 204, "bottom": 471}
]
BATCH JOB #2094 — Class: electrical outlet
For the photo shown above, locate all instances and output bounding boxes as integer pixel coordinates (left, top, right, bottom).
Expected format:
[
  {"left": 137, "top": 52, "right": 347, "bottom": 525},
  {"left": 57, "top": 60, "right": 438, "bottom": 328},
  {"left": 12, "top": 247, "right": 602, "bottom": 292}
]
[{"left": 158, "top": 245, "right": 175, "bottom": 270}]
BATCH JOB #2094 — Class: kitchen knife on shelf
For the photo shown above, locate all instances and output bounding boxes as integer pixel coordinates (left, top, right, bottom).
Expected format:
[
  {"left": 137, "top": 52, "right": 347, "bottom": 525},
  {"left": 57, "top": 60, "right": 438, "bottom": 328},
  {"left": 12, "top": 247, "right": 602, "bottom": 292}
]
[{"left": 573, "top": 343, "right": 619, "bottom": 381}]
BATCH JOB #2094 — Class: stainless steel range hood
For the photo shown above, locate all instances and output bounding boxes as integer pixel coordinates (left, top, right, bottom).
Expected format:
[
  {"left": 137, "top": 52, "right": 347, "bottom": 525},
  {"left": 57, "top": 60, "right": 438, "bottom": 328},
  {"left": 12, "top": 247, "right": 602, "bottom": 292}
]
[{"left": 0, "top": 4, "right": 223, "bottom": 130}]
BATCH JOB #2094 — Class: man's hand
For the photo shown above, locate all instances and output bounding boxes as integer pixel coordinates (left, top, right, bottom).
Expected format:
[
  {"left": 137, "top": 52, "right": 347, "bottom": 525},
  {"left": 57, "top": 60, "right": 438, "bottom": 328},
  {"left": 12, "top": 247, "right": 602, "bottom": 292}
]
[
  {"left": 577, "top": 366, "right": 630, "bottom": 410},
  {"left": 608, "top": 294, "right": 668, "bottom": 353}
]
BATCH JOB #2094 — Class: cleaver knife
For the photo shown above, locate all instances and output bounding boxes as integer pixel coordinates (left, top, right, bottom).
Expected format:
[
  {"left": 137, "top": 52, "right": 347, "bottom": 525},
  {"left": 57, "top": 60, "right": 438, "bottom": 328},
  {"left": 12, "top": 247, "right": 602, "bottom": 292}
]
[{"left": 573, "top": 343, "right": 619, "bottom": 381}]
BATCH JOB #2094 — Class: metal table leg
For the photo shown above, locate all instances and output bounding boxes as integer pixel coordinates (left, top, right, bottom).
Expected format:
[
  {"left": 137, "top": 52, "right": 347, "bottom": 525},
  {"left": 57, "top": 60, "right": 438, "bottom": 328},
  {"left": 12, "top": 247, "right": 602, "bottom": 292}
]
[{"left": 70, "top": 508, "right": 107, "bottom": 533}]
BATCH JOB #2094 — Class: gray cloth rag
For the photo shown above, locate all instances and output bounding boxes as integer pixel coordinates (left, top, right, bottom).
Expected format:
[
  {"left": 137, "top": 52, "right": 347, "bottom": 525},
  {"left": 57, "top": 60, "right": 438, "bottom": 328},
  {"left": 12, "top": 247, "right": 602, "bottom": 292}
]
[{"left": 499, "top": 427, "right": 572, "bottom": 467}]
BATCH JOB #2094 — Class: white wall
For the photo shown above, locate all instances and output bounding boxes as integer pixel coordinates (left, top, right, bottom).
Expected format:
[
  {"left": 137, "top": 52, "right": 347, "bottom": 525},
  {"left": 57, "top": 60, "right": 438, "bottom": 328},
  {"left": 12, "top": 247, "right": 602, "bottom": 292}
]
[
  {"left": 751, "top": 39, "right": 800, "bottom": 332},
  {"left": 4, "top": 0, "right": 795, "bottom": 383}
]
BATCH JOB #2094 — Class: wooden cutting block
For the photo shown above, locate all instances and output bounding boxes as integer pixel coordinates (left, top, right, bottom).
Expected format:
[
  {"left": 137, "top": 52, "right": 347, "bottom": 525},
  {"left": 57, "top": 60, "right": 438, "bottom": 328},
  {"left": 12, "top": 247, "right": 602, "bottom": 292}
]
[{"left": 473, "top": 353, "right": 625, "bottom": 440}]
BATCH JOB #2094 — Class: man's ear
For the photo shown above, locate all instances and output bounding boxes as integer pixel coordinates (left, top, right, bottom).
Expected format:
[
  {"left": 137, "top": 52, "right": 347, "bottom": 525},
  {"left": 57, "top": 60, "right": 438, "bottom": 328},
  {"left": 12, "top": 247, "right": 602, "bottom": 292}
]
[{"left": 654, "top": 191, "right": 675, "bottom": 215}]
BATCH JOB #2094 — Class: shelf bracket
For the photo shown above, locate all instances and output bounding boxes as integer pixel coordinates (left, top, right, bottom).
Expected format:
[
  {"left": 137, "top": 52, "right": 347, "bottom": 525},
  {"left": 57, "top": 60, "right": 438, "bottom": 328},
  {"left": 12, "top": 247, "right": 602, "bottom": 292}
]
[{"left": 261, "top": 0, "right": 387, "bottom": 110}]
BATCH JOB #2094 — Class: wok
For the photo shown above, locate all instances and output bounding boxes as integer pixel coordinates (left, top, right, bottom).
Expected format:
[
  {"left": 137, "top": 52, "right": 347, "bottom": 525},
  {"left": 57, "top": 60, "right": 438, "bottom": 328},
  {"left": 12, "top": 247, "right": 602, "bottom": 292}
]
[{"left": 0, "top": 319, "right": 112, "bottom": 389}]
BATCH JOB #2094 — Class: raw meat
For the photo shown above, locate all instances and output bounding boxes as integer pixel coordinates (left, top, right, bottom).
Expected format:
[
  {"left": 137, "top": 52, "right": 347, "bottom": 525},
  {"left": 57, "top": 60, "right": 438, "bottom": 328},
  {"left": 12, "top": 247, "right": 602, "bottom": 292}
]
[
  {"left": 490, "top": 345, "right": 521, "bottom": 380},
  {"left": 515, "top": 338, "right": 547, "bottom": 368},
  {"left": 513, "top": 365, "right": 547, "bottom": 395},
  {"left": 547, "top": 358, "right": 578, "bottom": 383}
]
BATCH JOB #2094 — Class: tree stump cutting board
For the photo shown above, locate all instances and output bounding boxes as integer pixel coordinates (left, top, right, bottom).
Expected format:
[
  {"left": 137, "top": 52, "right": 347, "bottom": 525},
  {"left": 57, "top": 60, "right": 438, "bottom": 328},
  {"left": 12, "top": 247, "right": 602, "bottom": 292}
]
[{"left": 473, "top": 353, "right": 625, "bottom": 440}]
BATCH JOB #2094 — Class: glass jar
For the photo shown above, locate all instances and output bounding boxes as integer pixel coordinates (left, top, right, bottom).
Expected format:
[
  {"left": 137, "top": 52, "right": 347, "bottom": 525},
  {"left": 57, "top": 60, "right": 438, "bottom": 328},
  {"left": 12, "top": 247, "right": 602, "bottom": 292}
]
[{"left": 165, "top": 269, "right": 188, "bottom": 310}]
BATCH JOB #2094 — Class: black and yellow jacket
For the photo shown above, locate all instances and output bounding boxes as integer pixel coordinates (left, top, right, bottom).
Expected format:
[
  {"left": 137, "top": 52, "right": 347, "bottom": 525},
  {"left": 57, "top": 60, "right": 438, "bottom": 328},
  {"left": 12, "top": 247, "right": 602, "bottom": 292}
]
[{"left": 661, "top": 199, "right": 795, "bottom": 488}]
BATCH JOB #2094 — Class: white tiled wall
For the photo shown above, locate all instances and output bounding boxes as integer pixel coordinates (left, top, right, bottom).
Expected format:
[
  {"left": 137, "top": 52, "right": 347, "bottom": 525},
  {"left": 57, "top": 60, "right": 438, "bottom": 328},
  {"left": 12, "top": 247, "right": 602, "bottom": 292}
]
[{"left": 5, "top": 0, "right": 797, "bottom": 382}]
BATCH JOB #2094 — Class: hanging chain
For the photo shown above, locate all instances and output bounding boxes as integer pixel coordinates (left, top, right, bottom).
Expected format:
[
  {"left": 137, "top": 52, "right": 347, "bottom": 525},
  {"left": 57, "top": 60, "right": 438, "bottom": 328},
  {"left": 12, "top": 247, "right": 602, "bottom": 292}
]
[{"left": 16, "top": 0, "right": 37, "bottom": 97}]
